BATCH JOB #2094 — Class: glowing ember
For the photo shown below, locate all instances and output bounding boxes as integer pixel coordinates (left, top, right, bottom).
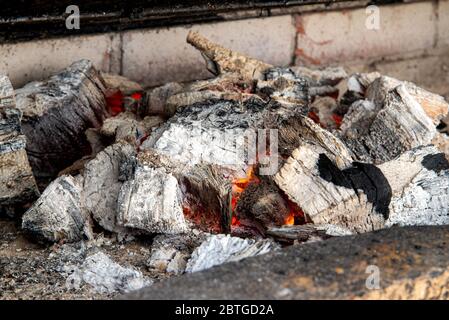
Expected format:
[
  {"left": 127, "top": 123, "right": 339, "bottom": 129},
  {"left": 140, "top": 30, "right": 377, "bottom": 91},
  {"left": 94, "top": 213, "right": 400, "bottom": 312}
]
[
  {"left": 284, "top": 214, "right": 295, "bottom": 226},
  {"left": 308, "top": 111, "right": 320, "bottom": 125},
  {"left": 231, "top": 166, "right": 259, "bottom": 225},
  {"left": 332, "top": 113, "right": 343, "bottom": 128},
  {"left": 106, "top": 90, "right": 124, "bottom": 116}
]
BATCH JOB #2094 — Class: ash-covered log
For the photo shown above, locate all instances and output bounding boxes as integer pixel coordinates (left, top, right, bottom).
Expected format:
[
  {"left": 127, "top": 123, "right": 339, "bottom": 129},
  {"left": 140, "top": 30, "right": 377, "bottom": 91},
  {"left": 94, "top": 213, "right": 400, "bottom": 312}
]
[
  {"left": 14, "top": 60, "right": 109, "bottom": 184},
  {"left": 340, "top": 75, "right": 448, "bottom": 164},
  {"left": 275, "top": 142, "right": 449, "bottom": 233},
  {"left": 0, "top": 75, "right": 39, "bottom": 216},
  {"left": 82, "top": 142, "right": 137, "bottom": 234}
]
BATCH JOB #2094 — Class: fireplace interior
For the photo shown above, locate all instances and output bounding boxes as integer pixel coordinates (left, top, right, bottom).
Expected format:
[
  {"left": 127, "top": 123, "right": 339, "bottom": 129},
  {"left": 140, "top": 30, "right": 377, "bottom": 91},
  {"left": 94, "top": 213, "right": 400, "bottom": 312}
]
[{"left": 1, "top": 0, "right": 449, "bottom": 300}]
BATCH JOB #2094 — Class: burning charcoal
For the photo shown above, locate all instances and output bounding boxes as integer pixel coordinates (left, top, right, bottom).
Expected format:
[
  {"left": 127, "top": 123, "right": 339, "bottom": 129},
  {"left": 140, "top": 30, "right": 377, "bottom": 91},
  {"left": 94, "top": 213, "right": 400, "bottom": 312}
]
[
  {"left": 144, "top": 82, "right": 184, "bottom": 116},
  {"left": 117, "top": 165, "right": 189, "bottom": 234},
  {"left": 83, "top": 142, "right": 137, "bottom": 233},
  {"left": 22, "top": 175, "right": 93, "bottom": 243},
  {"left": 138, "top": 149, "right": 232, "bottom": 233},
  {"left": 101, "top": 72, "right": 143, "bottom": 95},
  {"left": 0, "top": 75, "right": 39, "bottom": 216},
  {"left": 14, "top": 60, "right": 109, "bottom": 184},
  {"left": 187, "top": 31, "right": 272, "bottom": 80},
  {"left": 341, "top": 83, "right": 441, "bottom": 164},
  {"left": 235, "top": 180, "right": 292, "bottom": 231},
  {"left": 66, "top": 252, "right": 151, "bottom": 294},
  {"left": 185, "top": 234, "right": 278, "bottom": 273}
]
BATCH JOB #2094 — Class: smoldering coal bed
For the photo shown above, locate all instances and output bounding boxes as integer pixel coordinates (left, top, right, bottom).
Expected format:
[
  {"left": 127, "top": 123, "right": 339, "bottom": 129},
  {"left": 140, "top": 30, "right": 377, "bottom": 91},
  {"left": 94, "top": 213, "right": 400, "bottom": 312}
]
[{"left": 1, "top": 31, "right": 449, "bottom": 299}]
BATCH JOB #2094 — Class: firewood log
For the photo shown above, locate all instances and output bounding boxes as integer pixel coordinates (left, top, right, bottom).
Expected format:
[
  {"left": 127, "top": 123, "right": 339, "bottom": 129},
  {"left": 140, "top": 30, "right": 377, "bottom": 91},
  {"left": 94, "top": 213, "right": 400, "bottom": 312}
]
[
  {"left": 187, "top": 31, "right": 272, "bottom": 80},
  {"left": 14, "top": 60, "right": 109, "bottom": 184},
  {"left": 275, "top": 141, "right": 449, "bottom": 233},
  {"left": 0, "top": 75, "right": 39, "bottom": 216}
]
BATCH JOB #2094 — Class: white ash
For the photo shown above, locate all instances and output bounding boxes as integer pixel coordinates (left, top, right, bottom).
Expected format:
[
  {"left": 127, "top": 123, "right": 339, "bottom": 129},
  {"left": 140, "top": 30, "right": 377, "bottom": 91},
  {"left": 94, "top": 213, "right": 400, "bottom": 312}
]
[
  {"left": 66, "top": 252, "right": 151, "bottom": 294},
  {"left": 387, "top": 170, "right": 449, "bottom": 228},
  {"left": 185, "top": 234, "right": 279, "bottom": 273}
]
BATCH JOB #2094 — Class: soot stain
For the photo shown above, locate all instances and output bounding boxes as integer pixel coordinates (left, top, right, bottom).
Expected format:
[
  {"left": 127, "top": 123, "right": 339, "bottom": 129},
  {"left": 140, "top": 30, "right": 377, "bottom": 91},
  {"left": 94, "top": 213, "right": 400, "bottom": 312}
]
[
  {"left": 422, "top": 153, "right": 449, "bottom": 173},
  {"left": 317, "top": 154, "right": 392, "bottom": 219}
]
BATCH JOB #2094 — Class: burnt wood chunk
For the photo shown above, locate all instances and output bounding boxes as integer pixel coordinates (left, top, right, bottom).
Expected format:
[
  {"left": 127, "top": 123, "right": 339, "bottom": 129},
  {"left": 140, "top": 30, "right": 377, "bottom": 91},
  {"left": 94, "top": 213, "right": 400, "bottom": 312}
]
[
  {"left": 83, "top": 142, "right": 137, "bottom": 234},
  {"left": 0, "top": 75, "right": 39, "bottom": 216},
  {"left": 275, "top": 141, "right": 449, "bottom": 233},
  {"left": 341, "top": 83, "right": 438, "bottom": 164},
  {"left": 117, "top": 166, "right": 189, "bottom": 234},
  {"left": 22, "top": 175, "right": 93, "bottom": 243},
  {"left": 14, "top": 60, "right": 109, "bottom": 184},
  {"left": 235, "top": 180, "right": 291, "bottom": 230}
]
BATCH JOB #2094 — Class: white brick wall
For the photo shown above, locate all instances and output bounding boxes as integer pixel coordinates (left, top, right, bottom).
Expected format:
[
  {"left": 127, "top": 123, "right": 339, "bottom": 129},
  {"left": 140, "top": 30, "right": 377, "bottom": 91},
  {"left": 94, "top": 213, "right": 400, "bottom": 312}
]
[
  {"left": 0, "top": 34, "right": 117, "bottom": 88},
  {"left": 295, "top": 2, "right": 436, "bottom": 65},
  {"left": 439, "top": 0, "right": 449, "bottom": 46}
]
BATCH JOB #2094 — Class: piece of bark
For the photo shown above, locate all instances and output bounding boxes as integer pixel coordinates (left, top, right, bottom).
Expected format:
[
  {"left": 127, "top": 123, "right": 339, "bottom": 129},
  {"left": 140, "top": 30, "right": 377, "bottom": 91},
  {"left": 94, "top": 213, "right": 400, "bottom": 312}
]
[
  {"left": 0, "top": 75, "right": 39, "bottom": 215},
  {"left": 117, "top": 165, "right": 189, "bottom": 234},
  {"left": 83, "top": 142, "right": 137, "bottom": 233},
  {"left": 22, "top": 175, "right": 93, "bottom": 242},
  {"left": 187, "top": 31, "right": 272, "bottom": 80},
  {"left": 341, "top": 84, "right": 437, "bottom": 164},
  {"left": 15, "top": 59, "right": 109, "bottom": 183}
]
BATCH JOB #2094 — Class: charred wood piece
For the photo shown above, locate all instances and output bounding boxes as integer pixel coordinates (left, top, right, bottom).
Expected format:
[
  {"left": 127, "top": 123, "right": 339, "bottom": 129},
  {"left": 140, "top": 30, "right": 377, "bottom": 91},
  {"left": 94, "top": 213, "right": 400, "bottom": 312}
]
[
  {"left": 187, "top": 31, "right": 272, "bottom": 80},
  {"left": 22, "top": 175, "right": 93, "bottom": 242},
  {"left": 0, "top": 75, "right": 39, "bottom": 216},
  {"left": 15, "top": 59, "right": 109, "bottom": 183}
]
